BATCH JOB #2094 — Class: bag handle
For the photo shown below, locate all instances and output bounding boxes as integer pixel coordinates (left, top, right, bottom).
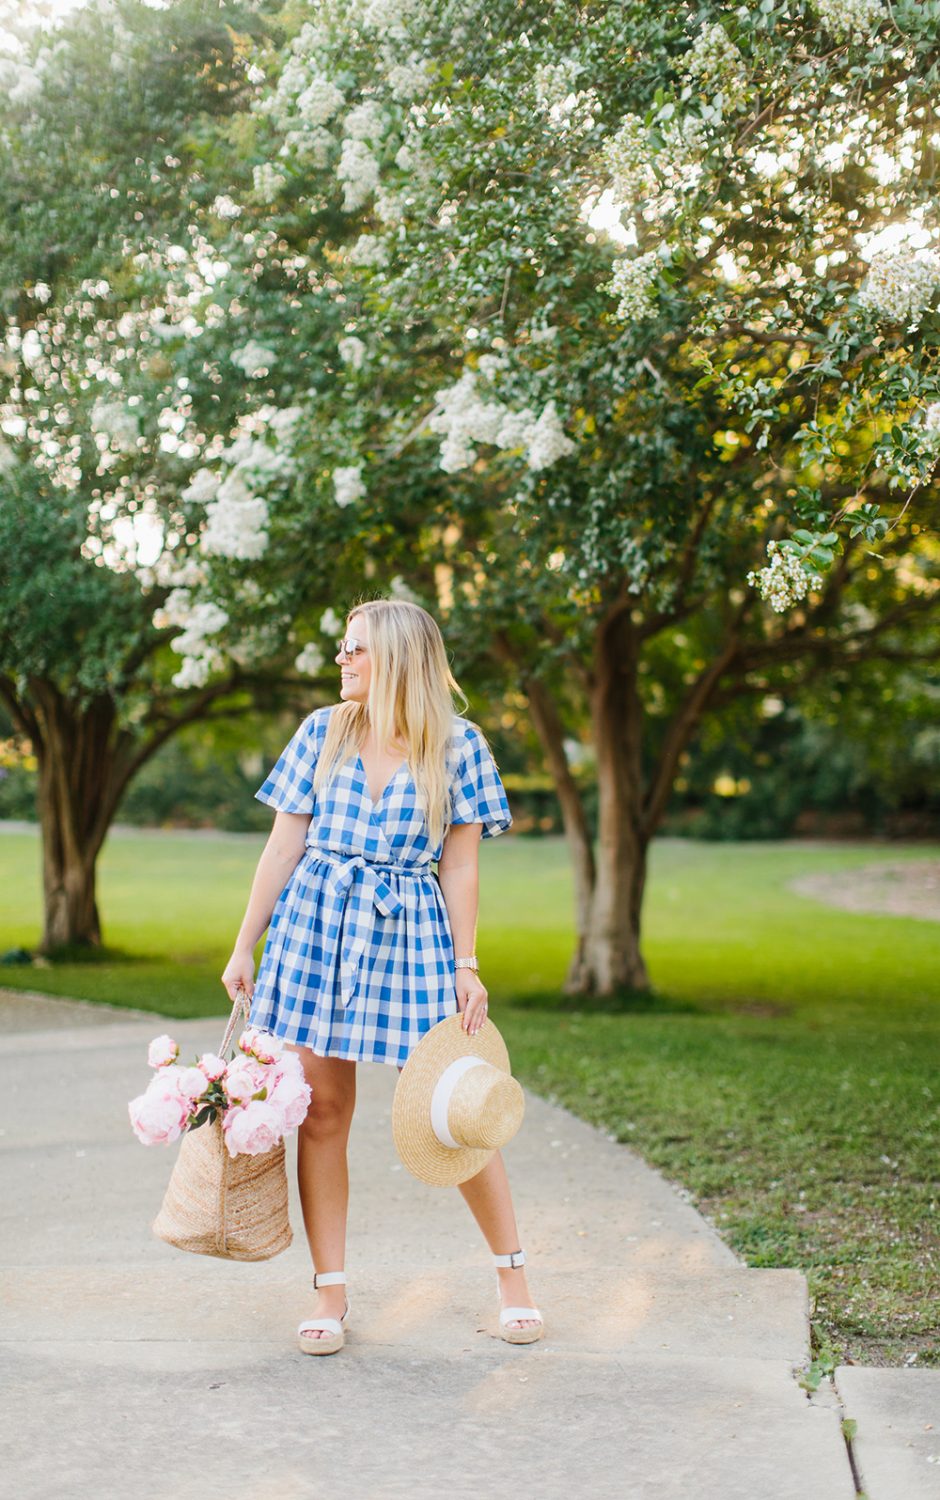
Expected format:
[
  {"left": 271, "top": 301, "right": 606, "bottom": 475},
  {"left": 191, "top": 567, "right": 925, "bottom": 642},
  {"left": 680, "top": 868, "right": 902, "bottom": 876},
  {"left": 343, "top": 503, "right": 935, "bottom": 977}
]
[{"left": 218, "top": 985, "right": 252, "bottom": 1057}]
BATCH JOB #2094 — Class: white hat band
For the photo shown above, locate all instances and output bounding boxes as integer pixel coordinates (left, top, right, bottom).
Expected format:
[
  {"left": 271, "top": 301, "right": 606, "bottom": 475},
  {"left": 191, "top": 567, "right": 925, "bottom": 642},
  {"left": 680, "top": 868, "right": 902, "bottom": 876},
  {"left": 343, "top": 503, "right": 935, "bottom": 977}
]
[{"left": 430, "top": 1055, "right": 488, "bottom": 1148}]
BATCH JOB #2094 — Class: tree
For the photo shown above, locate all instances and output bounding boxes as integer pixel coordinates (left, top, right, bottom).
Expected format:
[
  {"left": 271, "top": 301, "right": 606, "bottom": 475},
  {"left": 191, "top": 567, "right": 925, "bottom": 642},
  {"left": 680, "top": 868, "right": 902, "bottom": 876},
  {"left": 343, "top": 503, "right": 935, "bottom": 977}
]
[
  {"left": 159, "top": 0, "right": 937, "bottom": 992},
  {"left": 5, "top": 0, "right": 939, "bottom": 992},
  {"left": 0, "top": 0, "right": 284, "bottom": 950}
]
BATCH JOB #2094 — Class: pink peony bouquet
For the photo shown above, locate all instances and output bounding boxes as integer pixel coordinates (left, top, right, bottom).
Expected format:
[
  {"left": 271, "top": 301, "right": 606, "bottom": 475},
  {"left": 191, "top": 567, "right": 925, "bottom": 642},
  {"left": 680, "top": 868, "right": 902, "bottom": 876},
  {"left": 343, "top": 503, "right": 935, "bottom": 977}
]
[{"left": 128, "top": 1026, "right": 311, "bottom": 1158}]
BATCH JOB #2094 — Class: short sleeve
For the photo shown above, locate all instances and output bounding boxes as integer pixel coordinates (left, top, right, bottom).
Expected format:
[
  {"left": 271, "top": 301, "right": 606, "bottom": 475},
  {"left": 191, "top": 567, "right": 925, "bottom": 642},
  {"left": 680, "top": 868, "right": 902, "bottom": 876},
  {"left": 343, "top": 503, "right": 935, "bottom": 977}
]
[
  {"left": 449, "top": 722, "right": 513, "bottom": 838},
  {"left": 255, "top": 711, "right": 320, "bottom": 814}
]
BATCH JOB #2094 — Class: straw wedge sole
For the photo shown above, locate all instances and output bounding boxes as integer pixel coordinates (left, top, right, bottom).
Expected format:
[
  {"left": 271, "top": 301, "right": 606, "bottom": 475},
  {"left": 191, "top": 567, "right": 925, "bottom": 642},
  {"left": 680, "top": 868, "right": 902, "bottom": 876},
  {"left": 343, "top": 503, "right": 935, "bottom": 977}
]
[
  {"left": 297, "top": 1298, "right": 349, "bottom": 1355},
  {"left": 498, "top": 1304, "right": 544, "bottom": 1344}
]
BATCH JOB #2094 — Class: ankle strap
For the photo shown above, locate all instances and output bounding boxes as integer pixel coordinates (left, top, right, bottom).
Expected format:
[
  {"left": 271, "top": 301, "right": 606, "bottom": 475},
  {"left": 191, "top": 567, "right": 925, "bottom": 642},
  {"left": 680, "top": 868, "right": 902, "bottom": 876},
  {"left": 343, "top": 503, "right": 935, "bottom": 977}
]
[
  {"left": 313, "top": 1271, "right": 347, "bottom": 1287},
  {"left": 493, "top": 1249, "right": 525, "bottom": 1268}
]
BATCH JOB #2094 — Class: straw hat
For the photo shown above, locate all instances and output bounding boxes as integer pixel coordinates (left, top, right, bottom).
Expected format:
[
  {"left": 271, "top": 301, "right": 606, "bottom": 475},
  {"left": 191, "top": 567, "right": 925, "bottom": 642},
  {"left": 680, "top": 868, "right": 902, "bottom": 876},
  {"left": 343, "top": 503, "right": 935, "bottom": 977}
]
[{"left": 392, "top": 1012, "right": 525, "bottom": 1186}]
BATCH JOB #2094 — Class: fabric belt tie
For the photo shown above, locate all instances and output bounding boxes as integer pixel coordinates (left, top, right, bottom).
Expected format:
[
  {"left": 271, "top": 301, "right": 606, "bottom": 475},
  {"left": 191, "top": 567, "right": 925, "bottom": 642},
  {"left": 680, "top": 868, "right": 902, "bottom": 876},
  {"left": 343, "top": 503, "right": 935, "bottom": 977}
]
[{"left": 303, "top": 848, "right": 431, "bottom": 1009}]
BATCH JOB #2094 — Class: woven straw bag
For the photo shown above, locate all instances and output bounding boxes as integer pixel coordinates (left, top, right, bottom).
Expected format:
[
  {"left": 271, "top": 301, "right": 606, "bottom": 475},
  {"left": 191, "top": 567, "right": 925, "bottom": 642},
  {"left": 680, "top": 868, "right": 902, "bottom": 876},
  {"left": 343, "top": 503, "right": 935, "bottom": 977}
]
[{"left": 151, "top": 991, "right": 293, "bottom": 1261}]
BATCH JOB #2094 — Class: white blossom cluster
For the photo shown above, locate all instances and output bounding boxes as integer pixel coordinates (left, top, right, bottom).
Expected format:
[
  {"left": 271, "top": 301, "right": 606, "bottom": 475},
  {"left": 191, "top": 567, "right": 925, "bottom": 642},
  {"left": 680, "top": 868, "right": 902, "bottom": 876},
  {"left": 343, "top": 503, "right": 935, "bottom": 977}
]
[
  {"left": 147, "top": 551, "right": 206, "bottom": 592},
  {"left": 294, "top": 640, "right": 326, "bottom": 675},
  {"left": 602, "top": 116, "right": 658, "bottom": 207},
  {"left": 352, "top": 0, "right": 424, "bottom": 38},
  {"left": 89, "top": 397, "right": 140, "bottom": 453},
  {"left": 857, "top": 248, "right": 940, "bottom": 328},
  {"left": 153, "top": 592, "right": 229, "bottom": 689},
  {"left": 180, "top": 467, "right": 219, "bottom": 504},
  {"left": 200, "top": 472, "right": 270, "bottom": 562},
  {"left": 531, "top": 57, "right": 598, "bottom": 130},
  {"left": 815, "top": 0, "right": 885, "bottom": 40},
  {"left": 685, "top": 22, "right": 748, "bottom": 108},
  {"left": 427, "top": 367, "right": 575, "bottom": 473},
  {"left": 385, "top": 53, "right": 431, "bottom": 101},
  {"left": 0, "top": 22, "right": 50, "bottom": 107},
  {"left": 337, "top": 137, "right": 381, "bottom": 210},
  {"left": 388, "top": 573, "right": 422, "bottom": 603},
  {"left": 394, "top": 132, "right": 434, "bottom": 183},
  {"left": 334, "top": 465, "right": 366, "bottom": 506},
  {"left": 252, "top": 163, "right": 287, "bottom": 201},
  {"left": 182, "top": 464, "right": 270, "bottom": 562},
  {"left": 179, "top": 404, "right": 304, "bottom": 564},
  {"left": 212, "top": 193, "right": 243, "bottom": 220},
  {"left": 254, "top": 28, "right": 344, "bottom": 167},
  {"left": 148, "top": 396, "right": 306, "bottom": 682},
  {"left": 338, "top": 334, "right": 367, "bottom": 369},
  {"left": 347, "top": 233, "right": 389, "bottom": 268},
  {"left": 253, "top": 0, "right": 421, "bottom": 219},
  {"left": 297, "top": 77, "right": 345, "bottom": 125},
  {"left": 606, "top": 251, "right": 660, "bottom": 323},
  {"left": 922, "top": 401, "right": 940, "bottom": 450},
  {"left": 746, "top": 540, "right": 822, "bottom": 613},
  {"left": 372, "top": 186, "right": 404, "bottom": 224},
  {"left": 655, "top": 114, "right": 708, "bottom": 194},
  {"left": 526, "top": 401, "right": 577, "bottom": 471},
  {"left": 343, "top": 99, "right": 386, "bottom": 141},
  {"left": 231, "top": 341, "right": 277, "bottom": 377},
  {"left": 533, "top": 58, "right": 581, "bottom": 114}
]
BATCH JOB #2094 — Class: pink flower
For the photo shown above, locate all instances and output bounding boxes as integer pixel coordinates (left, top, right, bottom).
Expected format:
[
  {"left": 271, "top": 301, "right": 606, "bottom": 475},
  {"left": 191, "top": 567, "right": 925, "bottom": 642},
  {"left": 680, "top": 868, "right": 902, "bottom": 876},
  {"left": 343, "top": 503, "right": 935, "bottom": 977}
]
[
  {"left": 266, "top": 1062, "right": 310, "bottom": 1128},
  {"left": 197, "top": 1052, "right": 227, "bottom": 1082},
  {"left": 128, "top": 1081, "right": 190, "bottom": 1146},
  {"left": 223, "top": 1058, "right": 269, "bottom": 1105},
  {"left": 154, "top": 1063, "right": 185, "bottom": 1085},
  {"left": 237, "top": 1027, "right": 284, "bottom": 1066},
  {"left": 268, "top": 1069, "right": 311, "bottom": 1130},
  {"left": 147, "top": 1034, "right": 180, "bottom": 1069},
  {"left": 222, "top": 1100, "right": 284, "bottom": 1157},
  {"left": 177, "top": 1066, "right": 209, "bottom": 1101}
]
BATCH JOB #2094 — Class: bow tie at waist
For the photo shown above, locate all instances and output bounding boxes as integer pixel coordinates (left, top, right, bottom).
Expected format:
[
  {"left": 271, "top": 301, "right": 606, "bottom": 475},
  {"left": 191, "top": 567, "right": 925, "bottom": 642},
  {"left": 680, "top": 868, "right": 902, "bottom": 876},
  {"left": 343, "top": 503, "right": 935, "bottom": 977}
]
[{"left": 301, "top": 848, "right": 434, "bottom": 1009}]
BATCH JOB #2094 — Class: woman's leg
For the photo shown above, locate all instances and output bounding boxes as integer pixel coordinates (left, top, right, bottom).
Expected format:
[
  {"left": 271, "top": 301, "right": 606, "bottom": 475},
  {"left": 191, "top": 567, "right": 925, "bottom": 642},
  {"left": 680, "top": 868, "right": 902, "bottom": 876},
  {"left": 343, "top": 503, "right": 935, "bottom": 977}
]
[
  {"left": 456, "top": 1150, "right": 540, "bottom": 1331},
  {"left": 290, "top": 1045, "right": 357, "bottom": 1340},
  {"left": 392, "top": 1065, "right": 539, "bottom": 1333}
]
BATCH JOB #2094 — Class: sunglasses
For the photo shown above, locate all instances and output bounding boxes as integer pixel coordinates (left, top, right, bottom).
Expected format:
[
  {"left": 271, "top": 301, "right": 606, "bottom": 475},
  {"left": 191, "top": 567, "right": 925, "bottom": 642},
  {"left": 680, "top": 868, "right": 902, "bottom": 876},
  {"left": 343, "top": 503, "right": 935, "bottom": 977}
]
[{"left": 336, "top": 636, "right": 367, "bottom": 659}]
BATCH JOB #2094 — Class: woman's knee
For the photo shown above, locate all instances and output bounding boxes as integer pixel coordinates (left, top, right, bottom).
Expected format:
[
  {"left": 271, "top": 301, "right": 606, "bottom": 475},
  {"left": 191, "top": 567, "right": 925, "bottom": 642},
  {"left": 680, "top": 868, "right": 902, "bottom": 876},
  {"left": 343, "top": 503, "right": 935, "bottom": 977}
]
[
  {"left": 290, "top": 1047, "right": 356, "bottom": 1136},
  {"left": 300, "top": 1094, "right": 353, "bottom": 1140}
]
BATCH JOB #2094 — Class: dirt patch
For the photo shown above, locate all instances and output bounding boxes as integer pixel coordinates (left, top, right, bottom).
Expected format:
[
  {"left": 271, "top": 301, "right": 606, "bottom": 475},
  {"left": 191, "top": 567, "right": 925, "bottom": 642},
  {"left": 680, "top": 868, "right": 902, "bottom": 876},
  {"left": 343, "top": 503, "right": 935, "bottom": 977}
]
[
  {"left": 790, "top": 860, "right": 940, "bottom": 922},
  {"left": 723, "top": 999, "right": 794, "bottom": 1018}
]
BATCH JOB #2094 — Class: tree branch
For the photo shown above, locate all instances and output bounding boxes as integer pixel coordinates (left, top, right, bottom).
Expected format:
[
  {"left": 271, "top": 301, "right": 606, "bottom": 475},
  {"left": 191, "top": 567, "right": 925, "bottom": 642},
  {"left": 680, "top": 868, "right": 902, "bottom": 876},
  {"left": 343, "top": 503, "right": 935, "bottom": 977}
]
[{"left": 642, "top": 632, "right": 741, "bottom": 839}]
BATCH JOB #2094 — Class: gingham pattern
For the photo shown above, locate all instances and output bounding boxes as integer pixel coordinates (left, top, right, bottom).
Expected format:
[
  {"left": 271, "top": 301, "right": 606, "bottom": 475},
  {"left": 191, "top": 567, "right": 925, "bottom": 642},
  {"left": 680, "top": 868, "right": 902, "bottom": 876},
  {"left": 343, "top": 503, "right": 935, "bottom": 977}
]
[{"left": 248, "top": 706, "right": 512, "bottom": 1066}]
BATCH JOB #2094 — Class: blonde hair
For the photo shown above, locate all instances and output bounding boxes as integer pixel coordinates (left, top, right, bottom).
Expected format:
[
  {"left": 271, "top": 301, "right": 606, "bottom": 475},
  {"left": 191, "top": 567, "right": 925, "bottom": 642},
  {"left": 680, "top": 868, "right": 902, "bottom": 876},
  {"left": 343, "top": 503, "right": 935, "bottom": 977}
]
[{"left": 313, "top": 598, "right": 471, "bottom": 851}]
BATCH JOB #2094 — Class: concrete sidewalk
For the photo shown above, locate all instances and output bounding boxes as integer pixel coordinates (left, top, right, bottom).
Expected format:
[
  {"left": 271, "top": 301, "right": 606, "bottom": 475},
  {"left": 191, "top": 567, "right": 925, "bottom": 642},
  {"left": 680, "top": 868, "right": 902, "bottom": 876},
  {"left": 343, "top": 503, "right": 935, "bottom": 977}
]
[{"left": 0, "top": 991, "right": 925, "bottom": 1499}]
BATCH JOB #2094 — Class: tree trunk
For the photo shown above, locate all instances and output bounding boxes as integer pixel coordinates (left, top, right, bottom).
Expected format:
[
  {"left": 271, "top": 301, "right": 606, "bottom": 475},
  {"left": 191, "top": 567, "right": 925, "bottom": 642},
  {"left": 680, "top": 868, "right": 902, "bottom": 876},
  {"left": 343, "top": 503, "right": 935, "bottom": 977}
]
[
  {"left": 522, "top": 675, "right": 598, "bottom": 994},
  {"left": 31, "top": 684, "right": 124, "bottom": 953},
  {"left": 576, "top": 608, "right": 651, "bottom": 994},
  {"left": 2, "top": 666, "right": 244, "bottom": 956}
]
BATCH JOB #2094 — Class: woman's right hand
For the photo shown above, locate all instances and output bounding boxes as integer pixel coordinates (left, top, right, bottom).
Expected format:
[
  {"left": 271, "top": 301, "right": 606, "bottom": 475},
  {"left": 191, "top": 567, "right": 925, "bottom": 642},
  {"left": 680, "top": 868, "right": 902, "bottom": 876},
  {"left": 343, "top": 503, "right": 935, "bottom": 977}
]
[{"left": 221, "top": 948, "right": 255, "bottom": 1003}]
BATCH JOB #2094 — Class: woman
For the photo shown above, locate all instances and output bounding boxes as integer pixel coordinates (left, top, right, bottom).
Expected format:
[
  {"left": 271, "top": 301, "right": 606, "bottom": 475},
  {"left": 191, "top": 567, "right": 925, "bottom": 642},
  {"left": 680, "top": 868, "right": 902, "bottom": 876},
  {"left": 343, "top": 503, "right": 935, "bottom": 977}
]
[{"left": 221, "top": 598, "right": 543, "bottom": 1353}]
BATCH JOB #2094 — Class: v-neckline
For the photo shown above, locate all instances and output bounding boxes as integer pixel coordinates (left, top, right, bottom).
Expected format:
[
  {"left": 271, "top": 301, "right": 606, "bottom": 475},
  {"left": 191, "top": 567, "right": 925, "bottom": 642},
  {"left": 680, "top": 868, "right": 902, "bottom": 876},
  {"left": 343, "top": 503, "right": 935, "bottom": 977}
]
[{"left": 355, "top": 751, "right": 408, "bottom": 813}]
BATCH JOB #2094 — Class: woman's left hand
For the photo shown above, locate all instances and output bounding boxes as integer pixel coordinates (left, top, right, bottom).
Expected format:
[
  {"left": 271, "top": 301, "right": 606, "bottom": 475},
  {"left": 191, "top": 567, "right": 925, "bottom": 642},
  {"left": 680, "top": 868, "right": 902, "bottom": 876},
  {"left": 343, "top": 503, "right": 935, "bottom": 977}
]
[{"left": 456, "top": 970, "right": 489, "bottom": 1035}]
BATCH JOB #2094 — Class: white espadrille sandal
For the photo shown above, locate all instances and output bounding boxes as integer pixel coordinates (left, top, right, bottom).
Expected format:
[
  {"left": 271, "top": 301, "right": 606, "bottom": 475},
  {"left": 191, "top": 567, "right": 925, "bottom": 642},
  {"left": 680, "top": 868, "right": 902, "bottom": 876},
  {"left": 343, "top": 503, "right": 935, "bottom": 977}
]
[
  {"left": 297, "top": 1271, "right": 349, "bottom": 1355},
  {"left": 494, "top": 1249, "right": 544, "bottom": 1344}
]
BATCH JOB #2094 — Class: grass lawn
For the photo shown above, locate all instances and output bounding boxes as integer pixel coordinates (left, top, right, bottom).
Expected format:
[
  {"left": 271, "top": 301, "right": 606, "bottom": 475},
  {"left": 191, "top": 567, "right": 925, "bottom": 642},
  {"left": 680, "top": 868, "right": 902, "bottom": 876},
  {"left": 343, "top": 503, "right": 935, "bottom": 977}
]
[{"left": 1, "top": 825, "right": 937, "bottom": 1370}]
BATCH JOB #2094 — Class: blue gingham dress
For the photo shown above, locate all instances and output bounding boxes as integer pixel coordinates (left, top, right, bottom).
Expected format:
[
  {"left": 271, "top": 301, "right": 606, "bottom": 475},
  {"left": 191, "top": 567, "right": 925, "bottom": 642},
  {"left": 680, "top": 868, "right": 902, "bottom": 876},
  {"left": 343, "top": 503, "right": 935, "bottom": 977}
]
[{"left": 247, "top": 706, "right": 512, "bottom": 1066}]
